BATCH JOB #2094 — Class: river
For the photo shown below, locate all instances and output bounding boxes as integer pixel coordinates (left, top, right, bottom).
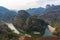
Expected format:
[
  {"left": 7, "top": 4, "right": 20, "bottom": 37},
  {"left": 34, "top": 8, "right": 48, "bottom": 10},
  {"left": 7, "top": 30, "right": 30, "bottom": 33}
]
[{"left": 5, "top": 23, "right": 55, "bottom": 37}]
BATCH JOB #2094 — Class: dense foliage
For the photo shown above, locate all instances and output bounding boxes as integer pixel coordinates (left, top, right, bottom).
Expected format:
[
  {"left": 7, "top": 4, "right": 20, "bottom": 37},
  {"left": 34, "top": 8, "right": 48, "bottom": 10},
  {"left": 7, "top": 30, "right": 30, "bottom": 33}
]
[
  {"left": 13, "top": 10, "right": 30, "bottom": 30},
  {"left": 0, "top": 21, "right": 20, "bottom": 40},
  {"left": 25, "top": 17, "right": 49, "bottom": 36}
]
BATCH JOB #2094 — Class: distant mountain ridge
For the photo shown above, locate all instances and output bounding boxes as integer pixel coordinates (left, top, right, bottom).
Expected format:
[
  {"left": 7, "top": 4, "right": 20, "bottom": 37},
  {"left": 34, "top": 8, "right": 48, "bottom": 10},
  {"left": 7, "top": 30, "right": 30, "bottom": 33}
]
[
  {"left": 38, "top": 5, "right": 60, "bottom": 20},
  {"left": 27, "top": 7, "right": 45, "bottom": 15},
  {"left": 0, "top": 6, "right": 46, "bottom": 22},
  {"left": 0, "top": 6, "right": 17, "bottom": 22}
]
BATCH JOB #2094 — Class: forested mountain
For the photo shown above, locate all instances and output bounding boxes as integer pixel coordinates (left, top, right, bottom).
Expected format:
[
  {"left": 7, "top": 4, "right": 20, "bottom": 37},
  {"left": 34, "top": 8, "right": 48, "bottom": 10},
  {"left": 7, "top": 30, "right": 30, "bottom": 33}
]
[
  {"left": 0, "top": 21, "right": 20, "bottom": 40},
  {"left": 38, "top": 5, "right": 60, "bottom": 34},
  {"left": 0, "top": 6, "right": 45, "bottom": 22},
  {"left": 38, "top": 5, "right": 60, "bottom": 19},
  {"left": 11, "top": 9, "right": 51, "bottom": 38},
  {"left": 0, "top": 6, "right": 17, "bottom": 22},
  {"left": 13, "top": 10, "right": 30, "bottom": 30},
  {"left": 25, "top": 16, "right": 49, "bottom": 36}
]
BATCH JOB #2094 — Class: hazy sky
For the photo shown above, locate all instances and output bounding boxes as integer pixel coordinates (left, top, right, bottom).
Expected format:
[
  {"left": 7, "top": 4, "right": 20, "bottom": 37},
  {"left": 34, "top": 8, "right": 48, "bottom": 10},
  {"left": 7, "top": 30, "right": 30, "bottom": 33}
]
[{"left": 0, "top": 0, "right": 60, "bottom": 10}]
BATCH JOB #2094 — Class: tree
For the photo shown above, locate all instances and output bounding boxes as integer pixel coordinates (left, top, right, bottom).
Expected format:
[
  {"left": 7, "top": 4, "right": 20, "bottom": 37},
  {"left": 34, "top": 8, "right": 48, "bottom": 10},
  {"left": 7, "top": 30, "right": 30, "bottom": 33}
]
[
  {"left": 25, "top": 16, "right": 49, "bottom": 36},
  {"left": 0, "top": 21, "right": 20, "bottom": 40}
]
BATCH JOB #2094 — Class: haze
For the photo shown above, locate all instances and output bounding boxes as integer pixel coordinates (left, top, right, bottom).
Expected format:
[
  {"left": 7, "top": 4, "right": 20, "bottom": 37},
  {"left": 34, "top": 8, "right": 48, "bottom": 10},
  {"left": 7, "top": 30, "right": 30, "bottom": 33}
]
[{"left": 0, "top": 0, "right": 60, "bottom": 10}]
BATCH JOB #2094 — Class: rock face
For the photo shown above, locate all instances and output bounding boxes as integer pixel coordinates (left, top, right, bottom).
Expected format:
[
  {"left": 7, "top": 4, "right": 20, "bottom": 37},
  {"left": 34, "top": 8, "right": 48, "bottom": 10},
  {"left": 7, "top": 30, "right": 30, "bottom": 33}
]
[{"left": 48, "top": 25, "right": 56, "bottom": 33}]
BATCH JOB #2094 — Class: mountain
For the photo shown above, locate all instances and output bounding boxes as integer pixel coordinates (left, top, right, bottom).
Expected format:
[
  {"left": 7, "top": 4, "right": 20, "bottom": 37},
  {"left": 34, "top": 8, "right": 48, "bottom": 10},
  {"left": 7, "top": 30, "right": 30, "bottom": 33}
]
[
  {"left": 17, "top": 10, "right": 30, "bottom": 21},
  {"left": 27, "top": 7, "right": 45, "bottom": 15},
  {"left": 24, "top": 16, "right": 49, "bottom": 35},
  {"left": 0, "top": 6, "right": 17, "bottom": 22},
  {"left": 13, "top": 10, "right": 30, "bottom": 30},
  {"left": 0, "top": 6, "right": 9, "bottom": 20},
  {"left": 38, "top": 5, "right": 60, "bottom": 31}
]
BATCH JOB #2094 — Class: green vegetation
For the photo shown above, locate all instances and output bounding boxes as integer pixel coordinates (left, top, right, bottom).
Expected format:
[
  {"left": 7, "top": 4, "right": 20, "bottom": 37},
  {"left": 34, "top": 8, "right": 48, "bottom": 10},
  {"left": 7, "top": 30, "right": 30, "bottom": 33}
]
[
  {"left": 13, "top": 10, "right": 30, "bottom": 30},
  {"left": 39, "top": 5, "right": 60, "bottom": 37},
  {"left": 53, "top": 28, "right": 60, "bottom": 37},
  {"left": 25, "top": 17, "right": 49, "bottom": 37},
  {"left": 26, "top": 17, "right": 46, "bottom": 32},
  {"left": 13, "top": 11, "right": 49, "bottom": 37},
  {"left": 0, "top": 21, "right": 20, "bottom": 40},
  {"left": 53, "top": 31, "right": 60, "bottom": 37}
]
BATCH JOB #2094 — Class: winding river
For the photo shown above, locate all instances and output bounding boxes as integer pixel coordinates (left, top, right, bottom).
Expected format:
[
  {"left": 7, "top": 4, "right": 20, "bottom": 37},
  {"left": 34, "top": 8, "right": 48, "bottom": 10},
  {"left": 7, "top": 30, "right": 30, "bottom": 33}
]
[{"left": 5, "top": 23, "right": 55, "bottom": 37}]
